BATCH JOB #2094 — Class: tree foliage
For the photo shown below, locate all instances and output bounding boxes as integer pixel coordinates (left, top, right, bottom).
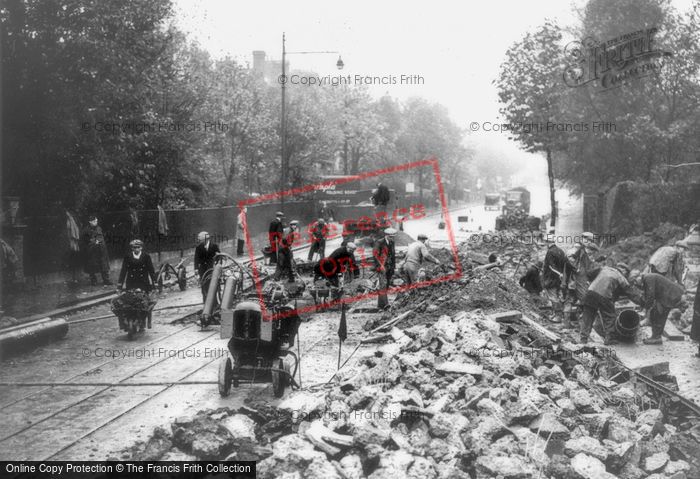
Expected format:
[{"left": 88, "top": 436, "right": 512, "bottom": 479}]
[{"left": 1, "top": 0, "right": 471, "bottom": 216}]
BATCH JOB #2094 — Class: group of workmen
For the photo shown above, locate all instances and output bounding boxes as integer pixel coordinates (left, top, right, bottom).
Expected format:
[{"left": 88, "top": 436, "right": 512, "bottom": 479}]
[
  {"left": 519, "top": 232, "right": 691, "bottom": 347},
  {"left": 266, "top": 208, "right": 441, "bottom": 309}
]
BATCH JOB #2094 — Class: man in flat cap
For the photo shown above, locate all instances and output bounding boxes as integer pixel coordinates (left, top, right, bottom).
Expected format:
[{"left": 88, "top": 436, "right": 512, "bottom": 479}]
[
  {"left": 308, "top": 218, "right": 327, "bottom": 262},
  {"left": 402, "top": 233, "right": 440, "bottom": 284},
  {"left": 274, "top": 220, "right": 298, "bottom": 282},
  {"left": 194, "top": 231, "right": 220, "bottom": 301},
  {"left": 637, "top": 271, "right": 686, "bottom": 345},
  {"left": 118, "top": 239, "right": 157, "bottom": 293},
  {"left": 373, "top": 228, "right": 397, "bottom": 309},
  {"left": 564, "top": 236, "right": 602, "bottom": 328},
  {"left": 647, "top": 241, "right": 687, "bottom": 285},
  {"left": 81, "top": 215, "right": 112, "bottom": 286},
  {"left": 579, "top": 262, "right": 643, "bottom": 345},
  {"left": 542, "top": 237, "right": 570, "bottom": 323},
  {"left": 268, "top": 211, "right": 285, "bottom": 265},
  {"left": 314, "top": 242, "right": 359, "bottom": 288}
]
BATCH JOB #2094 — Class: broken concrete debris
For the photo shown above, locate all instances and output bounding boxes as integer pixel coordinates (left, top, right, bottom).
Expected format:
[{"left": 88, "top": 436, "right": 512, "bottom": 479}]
[{"left": 125, "top": 304, "right": 700, "bottom": 478}]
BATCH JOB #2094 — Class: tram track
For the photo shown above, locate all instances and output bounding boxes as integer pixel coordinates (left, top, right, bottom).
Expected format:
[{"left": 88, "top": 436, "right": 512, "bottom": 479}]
[
  {"left": 0, "top": 328, "right": 219, "bottom": 447},
  {"left": 0, "top": 322, "right": 201, "bottom": 410},
  {"left": 42, "top": 351, "right": 224, "bottom": 461}
]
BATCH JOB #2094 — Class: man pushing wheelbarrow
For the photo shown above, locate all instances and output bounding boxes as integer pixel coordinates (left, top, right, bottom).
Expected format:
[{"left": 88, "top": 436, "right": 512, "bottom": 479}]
[{"left": 112, "top": 239, "right": 158, "bottom": 339}]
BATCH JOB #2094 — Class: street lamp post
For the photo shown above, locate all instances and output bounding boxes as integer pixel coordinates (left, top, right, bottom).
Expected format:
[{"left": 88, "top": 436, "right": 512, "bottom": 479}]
[{"left": 280, "top": 32, "right": 343, "bottom": 193}]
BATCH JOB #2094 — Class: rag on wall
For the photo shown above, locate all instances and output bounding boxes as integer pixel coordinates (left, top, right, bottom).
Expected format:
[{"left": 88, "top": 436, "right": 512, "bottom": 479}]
[
  {"left": 129, "top": 209, "right": 140, "bottom": 239},
  {"left": 66, "top": 211, "right": 80, "bottom": 252},
  {"left": 157, "top": 206, "right": 169, "bottom": 236}
]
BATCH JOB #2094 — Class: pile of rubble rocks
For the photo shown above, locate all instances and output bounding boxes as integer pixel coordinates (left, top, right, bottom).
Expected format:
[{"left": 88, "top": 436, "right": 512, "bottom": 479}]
[
  {"left": 386, "top": 244, "right": 545, "bottom": 329},
  {"left": 125, "top": 309, "right": 700, "bottom": 478},
  {"left": 601, "top": 223, "right": 687, "bottom": 271}
]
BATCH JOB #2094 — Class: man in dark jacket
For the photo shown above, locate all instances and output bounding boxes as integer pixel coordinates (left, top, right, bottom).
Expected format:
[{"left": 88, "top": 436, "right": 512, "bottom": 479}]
[
  {"left": 268, "top": 211, "right": 285, "bottom": 265},
  {"left": 308, "top": 218, "right": 327, "bottom": 262},
  {"left": 638, "top": 272, "right": 685, "bottom": 345},
  {"left": 314, "top": 242, "right": 359, "bottom": 287},
  {"left": 81, "top": 215, "right": 112, "bottom": 286},
  {"left": 580, "top": 263, "right": 642, "bottom": 345},
  {"left": 542, "top": 241, "right": 569, "bottom": 322},
  {"left": 374, "top": 228, "right": 397, "bottom": 309},
  {"left": 274, "top": 220, "right": 299, "bottom": 282},
  {"left": 118, "top": 240, "right": 157, "bottom": 292},
  {"left": 371, "top": 182, "right": 391, "bottom": 215},
  {"left": 519, "top": 260, "right": 543, "bottom": 295},
  {"left": 564, "top": 241, "right": 601, "bottom": 327},
  {"left": 194, "top": 231, "right": 220, "bottom": 300},
  {"left": 690, "top": 281, "right": 700, "bottom": 357}
]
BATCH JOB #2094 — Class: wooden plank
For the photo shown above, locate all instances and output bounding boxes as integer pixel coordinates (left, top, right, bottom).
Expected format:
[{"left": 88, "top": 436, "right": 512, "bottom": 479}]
[
  {"left": 662, "top": 321, "right": 685, "bottom": 341},
  {"left": 520, "top": 314, "right": 561, "bottom": 342},
  {"left": 491, "top": 311, "right": 523, "bottom": 323},
  {"left": 367, "top": 310, "right": 414, "bottom": 334},
  {"left": 634, "top": 362, "right": 670, "bottom": 378},
  {"left": 435, "top": 361, "right": 483, "bottom": 375}
]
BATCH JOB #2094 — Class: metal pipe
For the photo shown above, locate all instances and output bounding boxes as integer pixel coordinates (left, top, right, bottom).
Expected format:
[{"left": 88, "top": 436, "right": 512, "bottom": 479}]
[
  {"left": 614, "top": 309, "right": 640, "bottom": 341},
  {"left": 220, "top": 276, "right": 237, "bottom": 311},
  {"left": 202, "top": 264, "right": 222, "bottom": 321},
  {"left": 0, "top": 318, "right": 69, "bottom": 359}
]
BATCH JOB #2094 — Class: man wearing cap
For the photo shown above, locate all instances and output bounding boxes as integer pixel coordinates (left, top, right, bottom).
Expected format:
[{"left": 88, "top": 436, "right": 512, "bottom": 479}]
[
  {"left": 374, "top": 228, "right": 397, "bottom": 309},
  {"left": 236, "top": 206, "right": 247, "bottom": 256},
  {"left": 308, "top": 218, "right": 327, "bottom": 262},
  {"left": 402, "top": 234, "right": 440, "bottom": 284},
  {"left": 194, "top": 231, "right": 220, "bottom": 300},
  {"left": 319, "top": 201, "right": 335, "bottom": 223},
  {"left": 314, "top": 242, "right": 359, "bottom": 287},
  {"left": 371, "top": 182, "right": 391, "bottom": 215},
  {"left": 118, "top": 240, "right": 157, "bottom": 293},
  {"left": 579, "top": 262, "right": 643, "bottom": 345},
  {"left": 81, "top": 215, "right": 112, "bottom": 286},
  {"left": 646, "top": 241, "right": 687, "bottom": 285},
  {"left": 268, "top": 211, "right": 285, "bottom": 265},
  {"left": 581, "top": 232, "right": 600, "bottom": 257},
  {"left": 274, "top": 220, "right": 298, "bottom": 282},
  {"left": 542, "top": 239, "right": 570, "bottom": 323},
  {"left": 564, "top": 239, "right": 602, "bottom": 327},
  {"left": 519, "top": 259, "right": 543, "bottom": 296},
  {"left": 637, "top": 272, "right": 686, "bottom": 345}
]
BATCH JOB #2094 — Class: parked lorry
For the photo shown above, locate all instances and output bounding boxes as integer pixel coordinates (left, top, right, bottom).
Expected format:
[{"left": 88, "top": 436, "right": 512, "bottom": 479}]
[
  {"left": 503, "top": 187, "right": 531, "bottom": 215},
  {"left": 484, "top": 193, "right": 501, "bottom": 211}
]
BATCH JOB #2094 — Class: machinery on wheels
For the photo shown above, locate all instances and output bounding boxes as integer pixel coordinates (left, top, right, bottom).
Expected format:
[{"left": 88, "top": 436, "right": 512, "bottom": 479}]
[
  {"left": 155, "top": 259, "right": 187, "bottom": 293},
  {"left": 200, "top": 253, "right": 261, "bottom": 328},
  {"left": 111, "top": 289, "right": 156, "bottom": 340},
  {"left": 218, "top": 284, "right": 301, "bottom": 398}
]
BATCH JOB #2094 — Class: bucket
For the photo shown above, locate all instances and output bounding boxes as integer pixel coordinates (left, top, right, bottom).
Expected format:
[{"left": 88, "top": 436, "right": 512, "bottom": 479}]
[{"left": 614, "top": 309, "right": 640, "bottom": 341}]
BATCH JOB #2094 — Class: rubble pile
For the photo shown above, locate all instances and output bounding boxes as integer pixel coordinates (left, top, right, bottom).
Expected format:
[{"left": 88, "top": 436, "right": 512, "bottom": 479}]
[
  {"left": 125, "top": 309, "right": 700, "bottom": 478},
  {"left": 391, "top": 270, "right": 543, "bottom": 328},
  {"left": 601, "top": 223, "right": 687, "bottom": 271},
  {"left": 387, "top": 244, "right": 545, "bottom": 328},
  {"left": 495, "top": 211, "right": 541, "bottom": 232}
]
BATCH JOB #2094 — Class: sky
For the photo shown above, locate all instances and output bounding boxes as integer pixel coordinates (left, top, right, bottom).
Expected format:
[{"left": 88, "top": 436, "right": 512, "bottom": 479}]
[{"left": 172, "top": 0, "right": 695, "bottom": 185}]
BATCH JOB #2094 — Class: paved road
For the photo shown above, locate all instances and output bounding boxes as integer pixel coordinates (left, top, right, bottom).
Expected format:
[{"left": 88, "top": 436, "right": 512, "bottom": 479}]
[{"left": 0, "top": 205, "right": 459, "bottom": 461}]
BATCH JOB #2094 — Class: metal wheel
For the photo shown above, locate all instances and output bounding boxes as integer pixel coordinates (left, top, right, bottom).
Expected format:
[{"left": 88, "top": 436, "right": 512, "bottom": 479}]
[
  {"left": 127, "top": 319, "right": 137, "bottom": 340},
  {"left": 272, "top": 358, "right": 286, "bottom": 398},
  {"left": 218, "top": 356, "right": 232, "bottom": 397}
]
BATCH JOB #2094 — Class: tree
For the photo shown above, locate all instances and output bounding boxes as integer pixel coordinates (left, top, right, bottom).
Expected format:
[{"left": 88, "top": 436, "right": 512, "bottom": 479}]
[
  {"left": 495, "top": 21, "right": 568, "bottom": 227},
  {"left": 557, "top": 0, "right": 700, "bottom": 192}
]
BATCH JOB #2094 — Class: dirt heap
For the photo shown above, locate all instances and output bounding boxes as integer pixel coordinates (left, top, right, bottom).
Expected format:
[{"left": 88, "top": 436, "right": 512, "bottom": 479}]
[
  {"left": 386, "top": 241, "right": 545, "bottom": 329},
  {"left": 125, "top": 309, "right": 700, "bottom": 478},
  {"left": 601, "top": 222, "right": 687, "bottom": 271}
]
